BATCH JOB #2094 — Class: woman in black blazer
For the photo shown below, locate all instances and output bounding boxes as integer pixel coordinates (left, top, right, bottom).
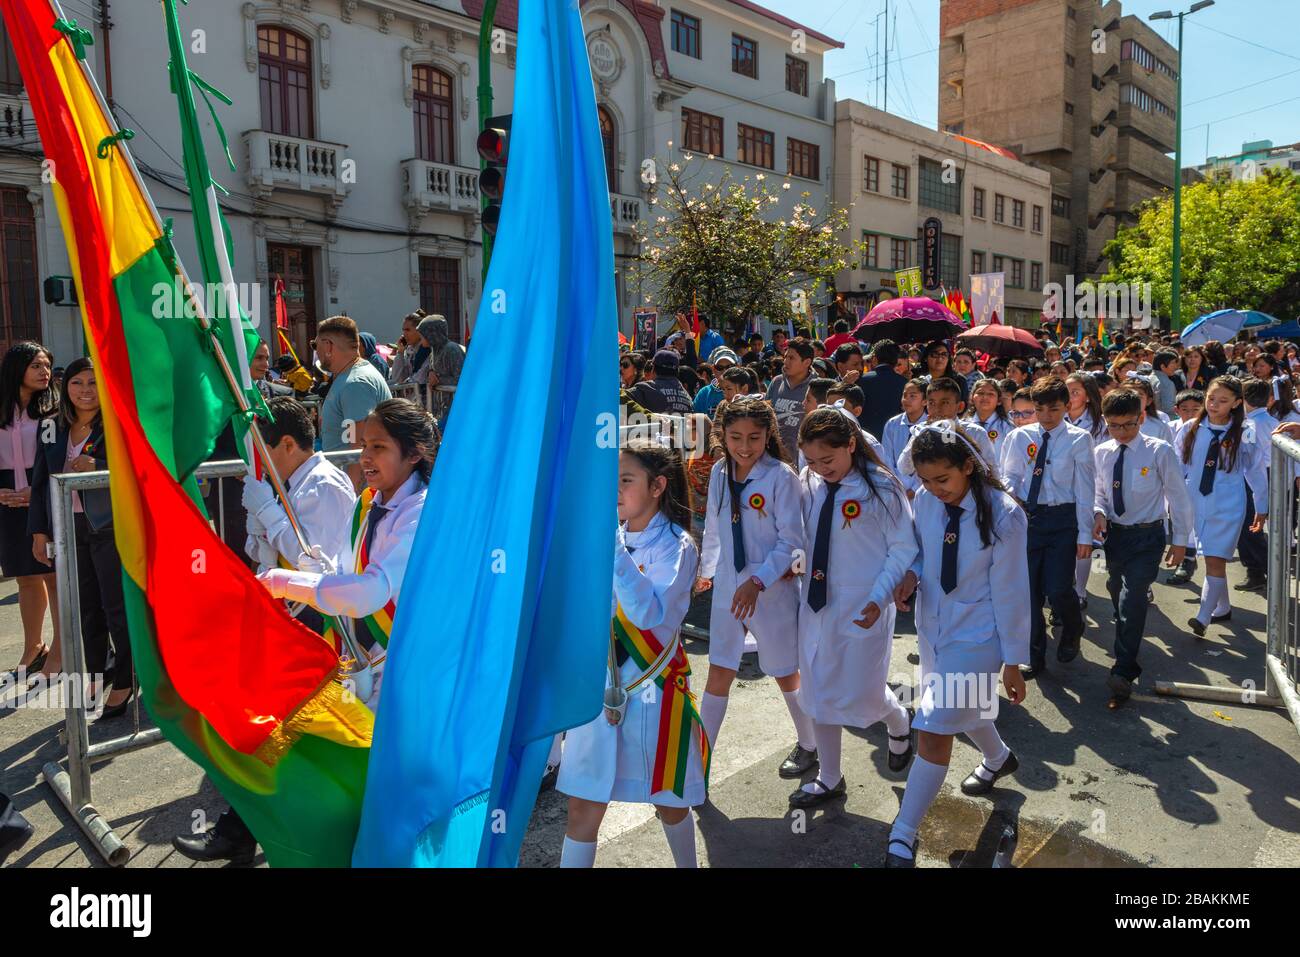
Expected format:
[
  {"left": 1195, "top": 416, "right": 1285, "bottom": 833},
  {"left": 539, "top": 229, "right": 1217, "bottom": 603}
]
[{"left": 28, "top": 357, "right": 133, "bottom": 718}]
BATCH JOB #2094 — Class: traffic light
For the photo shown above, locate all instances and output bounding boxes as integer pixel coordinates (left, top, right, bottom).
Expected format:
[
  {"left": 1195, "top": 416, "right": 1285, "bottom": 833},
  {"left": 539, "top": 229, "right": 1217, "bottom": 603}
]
[{"left": 476, "top": 114, "right": 511, "bottom": 237}]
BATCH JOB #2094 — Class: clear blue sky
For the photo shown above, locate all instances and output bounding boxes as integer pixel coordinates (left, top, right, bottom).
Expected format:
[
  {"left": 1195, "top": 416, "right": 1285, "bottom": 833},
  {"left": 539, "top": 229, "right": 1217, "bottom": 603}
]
[{"left": 761, "top": 0, "right": 1300, "bottom": 164}]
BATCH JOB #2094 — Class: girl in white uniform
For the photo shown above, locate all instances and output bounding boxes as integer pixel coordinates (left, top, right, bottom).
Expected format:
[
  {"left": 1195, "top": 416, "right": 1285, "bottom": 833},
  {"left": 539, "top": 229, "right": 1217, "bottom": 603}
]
[
  {"left": 559, "top": 442, "right": 707, "bottom": 868},
  {"left": 789, "top": 408, "right": 918, "bottom": 808},
  {"left": 965, "top": 377, "right": 1013, "bottom": 464},
  {"left": 887, "top": 422, "right": 1031, "bottom": 867},
  {"left": 1128, "top": 377, "right": 1175, "bottom": 445},
  {"left": 258, "top": 398, "right": 434, "bottom": 712},
  {"left": 1176, "top": 377, "right": 1269, "bottom": 636},
  {"left": 697, "top": 398, "right": 818, "bottom": 779},
  {"left": 1067, "top": 372, "right": 1108, "bottom": 602},
  {"left": 881, "top": 378, "right": 928, "bottom": 477}
]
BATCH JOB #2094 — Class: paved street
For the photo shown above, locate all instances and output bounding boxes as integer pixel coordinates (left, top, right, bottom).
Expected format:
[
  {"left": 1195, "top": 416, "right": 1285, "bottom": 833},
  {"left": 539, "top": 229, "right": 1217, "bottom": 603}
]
[{"left": 2, "top": 554, "right": 1298, "bottom": 869}]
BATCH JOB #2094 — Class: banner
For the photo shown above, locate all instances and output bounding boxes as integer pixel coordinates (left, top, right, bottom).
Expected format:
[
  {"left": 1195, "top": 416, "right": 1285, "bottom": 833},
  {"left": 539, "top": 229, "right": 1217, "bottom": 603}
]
[
  {"left": 895, "top": 267, "right": 923, "bottom": 298},
  {"left": 970, "top": 272, "right": 1005, "bottom": 326},
  {"left": 634, "top": 309, "right": 657, "bottom": 352},
  {"left": 921, "top": 218, "right": 942, "bottom": 290}
]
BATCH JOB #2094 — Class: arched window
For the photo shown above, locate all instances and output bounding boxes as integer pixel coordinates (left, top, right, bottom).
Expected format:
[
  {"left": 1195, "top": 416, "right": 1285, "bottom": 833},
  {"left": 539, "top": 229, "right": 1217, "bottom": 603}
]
[
  {"left": 413, "top": 66, "right": 455, "bottom": 164},
  {"left": 258, "top": 26, "right": 313, "bottom": 138},
  {"left": 598, "top": 106, "right": 617, "bottom": 193}
]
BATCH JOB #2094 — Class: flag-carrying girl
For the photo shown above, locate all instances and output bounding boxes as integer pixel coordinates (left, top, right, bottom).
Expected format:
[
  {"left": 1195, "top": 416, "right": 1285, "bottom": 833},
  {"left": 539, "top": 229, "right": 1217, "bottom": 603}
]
[
  {"left": 888, "top": 422, "right": 1031, "bottom": 866},
  {"left": 559, "top": 441, "right": 708, "bottom": 868},
  {"left": 257, "top": 397, "right": 435, "bottom": 711},
  {"left": 1176, "top": 377, "right": 1268, "bottom": 636},
  {"left": 789, "top": 408, "right": 917, "bottom": 808},
  {"left": 696, "top": 398, "right": 818, "bottom": 779}
]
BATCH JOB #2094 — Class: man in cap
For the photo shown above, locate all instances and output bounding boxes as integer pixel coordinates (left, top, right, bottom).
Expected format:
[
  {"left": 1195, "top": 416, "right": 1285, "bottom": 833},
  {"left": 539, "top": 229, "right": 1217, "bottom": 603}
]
[{"left": 693, "top": 347, "right": 740, "bottom": 415}]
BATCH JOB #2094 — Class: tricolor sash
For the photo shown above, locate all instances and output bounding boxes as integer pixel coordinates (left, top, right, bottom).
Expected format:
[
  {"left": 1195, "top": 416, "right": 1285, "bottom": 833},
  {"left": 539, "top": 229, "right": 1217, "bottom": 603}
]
[
  {"left": 611, "top": 603, "right": 711, "bottom": 798},
  {"left": 351, "top": 489, "right": 396, "bottom": 650}
]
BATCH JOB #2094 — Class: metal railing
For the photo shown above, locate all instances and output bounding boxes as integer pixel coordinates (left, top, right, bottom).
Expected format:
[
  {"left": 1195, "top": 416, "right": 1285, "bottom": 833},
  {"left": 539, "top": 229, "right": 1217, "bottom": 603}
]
[
  {"left": 42, "top": 449, "right": 360, "bottom": 866},
  {"left": 390, "top": 381, "right": 457, "bottom": 423},
  {"left": 1265, "top": 433, "right": 1300, "bottom": 737}
]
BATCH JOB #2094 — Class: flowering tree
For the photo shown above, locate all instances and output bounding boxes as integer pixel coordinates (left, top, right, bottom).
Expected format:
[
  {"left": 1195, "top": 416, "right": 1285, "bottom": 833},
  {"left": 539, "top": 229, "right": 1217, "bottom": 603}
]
[{"left": 630, "top": 146, "right": 858, "bottom": 338}]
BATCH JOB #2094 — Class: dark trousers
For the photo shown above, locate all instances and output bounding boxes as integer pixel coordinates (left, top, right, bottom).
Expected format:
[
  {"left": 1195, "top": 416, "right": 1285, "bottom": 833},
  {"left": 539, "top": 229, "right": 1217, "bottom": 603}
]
[
  {"left": 1238, "top": 484, "right": 1267, "bottom": 576},
  {"left": 74, "top": 513, "right": 132, "bottom": 689},
  {"left": 1105, "top": 523, "right": 1165, "bottom": 681},
  {"left": 1027, "top": 503, "right": 1083, "bottom": 666}
]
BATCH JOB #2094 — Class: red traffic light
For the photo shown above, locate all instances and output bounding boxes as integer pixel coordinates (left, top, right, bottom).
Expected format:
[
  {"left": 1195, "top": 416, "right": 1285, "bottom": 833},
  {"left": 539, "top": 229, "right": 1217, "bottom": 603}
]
[{"left": 477, "top": 127, "right": 507, "bottom": 163}]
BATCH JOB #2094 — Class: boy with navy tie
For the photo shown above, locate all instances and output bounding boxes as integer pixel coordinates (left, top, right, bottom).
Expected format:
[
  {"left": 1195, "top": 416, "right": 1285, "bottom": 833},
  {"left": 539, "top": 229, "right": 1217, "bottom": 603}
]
[
  {"left": 1092, "top": 389, "right": 1193, "bottom": 709},
  {"left": 1001, "top": 376, "right": 1096, "bottom": 676}
]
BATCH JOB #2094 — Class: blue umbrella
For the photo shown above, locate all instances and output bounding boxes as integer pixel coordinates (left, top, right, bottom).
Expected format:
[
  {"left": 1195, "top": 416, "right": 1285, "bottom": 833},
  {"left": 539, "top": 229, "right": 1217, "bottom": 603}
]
[
  {"left": 1240, "top": 310, "right": 1280, "bottom": 329},
  {"left": 1181, "top": 308, "right": 1248, "bottom": 346}
]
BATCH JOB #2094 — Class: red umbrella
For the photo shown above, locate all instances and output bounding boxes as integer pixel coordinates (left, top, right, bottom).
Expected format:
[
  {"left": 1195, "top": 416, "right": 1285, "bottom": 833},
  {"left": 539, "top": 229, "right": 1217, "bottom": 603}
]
[
  {"left": 852, "top": 296, "right": 966, "bottom": 343},
  {"left": 958, "top": 323, "right": 1044, "bottom": 358}
]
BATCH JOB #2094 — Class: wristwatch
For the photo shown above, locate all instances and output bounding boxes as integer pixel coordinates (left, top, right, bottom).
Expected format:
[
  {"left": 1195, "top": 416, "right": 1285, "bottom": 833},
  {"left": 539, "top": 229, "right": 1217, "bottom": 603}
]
[{"left": 750, "top": 575, "right": 765, "bottom": 591}]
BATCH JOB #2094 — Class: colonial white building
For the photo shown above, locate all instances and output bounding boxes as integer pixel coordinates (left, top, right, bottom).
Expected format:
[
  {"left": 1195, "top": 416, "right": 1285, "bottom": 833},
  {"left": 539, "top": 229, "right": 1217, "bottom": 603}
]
[{"left": 0, "top": 0, "right": 840, "bottom": 363}]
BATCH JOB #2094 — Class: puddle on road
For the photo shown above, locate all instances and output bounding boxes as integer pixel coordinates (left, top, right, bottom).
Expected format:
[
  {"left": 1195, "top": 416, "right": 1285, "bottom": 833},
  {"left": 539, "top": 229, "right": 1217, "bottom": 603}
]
[{"left": 918, "top": 790, "right": 1143, "bottom": 868}]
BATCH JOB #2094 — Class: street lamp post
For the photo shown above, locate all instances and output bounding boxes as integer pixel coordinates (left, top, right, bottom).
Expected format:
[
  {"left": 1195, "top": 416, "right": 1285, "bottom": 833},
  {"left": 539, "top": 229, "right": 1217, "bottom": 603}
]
[
  {"left": 478, "top": 0, "right": 500, "bottom": 281},
  {"left": 1149, "top": 0, "right": 1214, "bottom": 331}
]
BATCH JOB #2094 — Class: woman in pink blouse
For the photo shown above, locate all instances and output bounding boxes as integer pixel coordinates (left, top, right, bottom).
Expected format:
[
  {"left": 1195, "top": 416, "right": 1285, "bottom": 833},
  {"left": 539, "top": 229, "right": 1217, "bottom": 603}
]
[{"left": 0, "top": 342, "right": 60, "bottom": 676}]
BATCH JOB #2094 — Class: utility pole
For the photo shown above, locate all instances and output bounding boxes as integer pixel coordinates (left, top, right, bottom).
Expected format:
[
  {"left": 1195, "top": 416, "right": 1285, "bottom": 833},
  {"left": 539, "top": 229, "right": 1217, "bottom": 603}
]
[
  {"left": 478, "top": 0, "right": 499, "bottom": 281},
  {"left": 883, "top": 0, "right": 889, "bottom": 114}
]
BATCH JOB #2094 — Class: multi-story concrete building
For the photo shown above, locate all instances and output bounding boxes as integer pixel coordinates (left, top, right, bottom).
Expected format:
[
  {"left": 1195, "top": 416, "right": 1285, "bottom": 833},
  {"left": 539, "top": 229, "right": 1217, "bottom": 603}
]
[
  {"left": 1194, "top": 139, "right": 1300, "bottom": 182},
  {"left": 937, "top": 0, "right": 1179, "bottom": 288},
  {"left": 834, "top": 100, "right": 1052, "bottom": 329},
  {"left": 0, "top": 0, "right": 840, "bottom": 361}
]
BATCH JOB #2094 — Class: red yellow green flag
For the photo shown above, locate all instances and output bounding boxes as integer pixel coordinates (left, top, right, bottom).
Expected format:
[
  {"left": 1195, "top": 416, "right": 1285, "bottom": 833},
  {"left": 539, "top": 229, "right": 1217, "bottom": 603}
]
[{"left": 2, "top": 0, "right": 372, "bottom": 866}]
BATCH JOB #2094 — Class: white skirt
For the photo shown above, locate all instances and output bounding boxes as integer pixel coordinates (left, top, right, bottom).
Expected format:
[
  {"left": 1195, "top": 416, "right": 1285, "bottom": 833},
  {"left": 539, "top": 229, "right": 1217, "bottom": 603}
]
[
  {"left": 798, "top": 603, "right": 898, "bottom": 727},
  {"left": 1189, "top": 479, "right": 1247, "bottom": 559},
  {"left": 911, "top": 635, "right": 1002, "bottom": 736},
  {"left": 557, "top": 657, "right": 707, "bottom": 808},
  {"left": 707, "top": 572, "right": 800, "bottom": 677}
]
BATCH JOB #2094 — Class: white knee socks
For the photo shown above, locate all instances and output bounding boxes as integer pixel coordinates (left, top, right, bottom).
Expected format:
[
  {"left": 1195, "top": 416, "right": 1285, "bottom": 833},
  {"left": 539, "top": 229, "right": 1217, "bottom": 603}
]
[
  {"left": 802, "top": 721, "right": 843, "bottom": 793},
  {"left": 782, "top": 689, "right": 817, "bottom": 751},
  {"left": 1197, "top": 575, "right": 1227, "bottom": 625},
  {"left": 560, "top": 835, "right": 597, "bottom": 868},
  {"left": 661, "top": 814, "right": 697, "bottom": 868},
  {"left": 1075, "top": 555, "right": 1092, "bottom": 599},
  {"left": 882, "top": 687, "right": 911, "bottom": 755},
  {"left": 546, "top": 733, "right": 563, "bottom": 769},
  {"left": 965, "top": 723, "right": 1010, "bottom": 782},
  {"left": 889, "top": 755, "right": 949, "bottom": 859},
  {"left": 700, "top": 692, "right": 728, "bottom": 750}
]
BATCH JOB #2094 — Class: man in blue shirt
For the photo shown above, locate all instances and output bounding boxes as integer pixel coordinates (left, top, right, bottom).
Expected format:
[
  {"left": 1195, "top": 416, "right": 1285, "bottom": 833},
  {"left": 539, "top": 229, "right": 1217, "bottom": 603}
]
[{"left": 696, "top": 315, "right": 725, "bottom": 368}]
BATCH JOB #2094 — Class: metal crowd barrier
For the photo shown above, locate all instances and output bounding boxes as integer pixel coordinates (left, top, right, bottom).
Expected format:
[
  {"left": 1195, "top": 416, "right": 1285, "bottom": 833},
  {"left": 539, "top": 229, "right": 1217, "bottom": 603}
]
[
  {"left": 1264, "top": 433, "right": 1300, "bottom": 737},
  {"left": 390, "top": 381, "right": 457, "bottom": 422},
  {"left": 42, "top": 449, "right": 360, "bottom": 866}
]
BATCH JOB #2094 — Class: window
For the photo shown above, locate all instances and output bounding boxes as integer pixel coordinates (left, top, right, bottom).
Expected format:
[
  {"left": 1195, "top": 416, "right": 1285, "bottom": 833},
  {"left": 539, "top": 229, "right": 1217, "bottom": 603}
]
[
  {"left": 1064, "top": 102, "right": 1074, "bottom": 115},
  {"left": 413, "top": 66, "right": 454, "bottom": 165},
  {"left": 419, "top": 256, "right": 463, "bottom": 342},
  {"left": 863, "top": 155, "right": 880, "bottom": 192},
  {"left": 1012, "top": 198, "right": 1024, "bottom": 228},
  {"left": 941, "top": 233, "right": 961, "bottom": 288},
  {"left": 1052, "top": 195, "right": 1071, "bottom": 218},
  {"left": 737, "top": 123, "right": 774, "bottom": 169},
  {"left": 1065, "top": 53, "right": 1075, "bottom": 68},
  {"left": 863, "top": 233, "right": 880, "bottom": 269},
  {"left": 992, "top": 254, "right": 1005, "bottom": 274},
  {"left": 787, "top": 138, "right": 820, "bottom": 180},
  {"left": 1031, "top": 262, "right": 1043, "bottom": 290},
  {"left": 785, "top": 55, "right": 808, "bottom": 96},
  {"left": 0, "top": 23, "right": 20, "bottom": 95},
  {"left": 732, "top": 34, "right": 757, "bottom": 78},
  {"left": 890, "top": 238, "right": 909, "bottom": 270},
  {"left": 671, "top": 10, "right": 701, "bottom": 58},
  {"left": 1122, "top": 38, "right": 1178, "bottom": 80},
  {"left": 994, "top": 193, "right": 1005, "bottom": 223},
  {"left": 598, "top": 106, "right": 618, "bottom": 192},
  {"left": 918, "top": 157, "right": 961, "bottom": 213},
  {"left": 890, "top": 163, "right": 909, "bottom": 199},
  {"left": 258, "top": 26, "right": 314, "bottom": 138},
  {"left": 1051, "top": 241, "right": 1071, "bottom": 265},
  {"left": 1010, "top": 259, "right": 1024, "bottom": 288},
  {"left": 0, "top": 187, "right": 39, "bottom": 351},
  {"left": 1032, "top": 204, "right": 1043, "bottom": 233},
  {"left": 1067, "top": 5, "right": 1076, "bottom": 17},
  {"left": 1121, "top": 83, "right": 1175, "bottom": 119},
  {"left": 972, "top": 186, "right": 985, "bottom": 218},
  {"left": 682, "top": 108, "right": 723, "bottom": 155},
  {"left": 972, "top": 250, "right": 985, "bottom": 275}
]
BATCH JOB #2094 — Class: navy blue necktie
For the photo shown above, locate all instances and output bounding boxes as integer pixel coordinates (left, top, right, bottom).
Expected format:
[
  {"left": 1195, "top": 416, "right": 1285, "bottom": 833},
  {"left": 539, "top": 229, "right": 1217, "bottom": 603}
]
[
  {"left": 1199, "top": 429, "right": 1223, "bottom": 496},
  {"left": 1026, "top": 431, "right": 1050, "bottom": 508},
  {"left": 941, "top": 503, "right": 962, "bottom": 594},
  {"left": 807, "top": 480, "right": 840, "bottom": 612},
  {"left": 728, "top": 477, "right": 750, "bottom": 574},
  {"left": 1112, "top": 444, "right": 1127, "bottom": 517}
]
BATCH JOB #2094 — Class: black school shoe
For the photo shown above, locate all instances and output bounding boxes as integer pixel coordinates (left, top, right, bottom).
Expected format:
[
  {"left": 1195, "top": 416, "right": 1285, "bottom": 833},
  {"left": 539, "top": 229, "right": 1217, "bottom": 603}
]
[
  {"left": 778, "top": 743, "right": 818, "bottom": 778},
  {"left": 960, "top": 751, "right": 1020, "bottom": 796},
  {"left": 1188, "top": 616, "right": 1207, "bottom": 638},
  {"left": 884, "top": 836, "right": 917, "bottom": 868},
  {"left": 887, "top": 707, "right": 915, "bottom": 773},
  {"left": 787, "top": 776, "right": 846, "bottom": 809},
  {"left": 1056, "top": 628, "right": 1082, "bottom": 663}
]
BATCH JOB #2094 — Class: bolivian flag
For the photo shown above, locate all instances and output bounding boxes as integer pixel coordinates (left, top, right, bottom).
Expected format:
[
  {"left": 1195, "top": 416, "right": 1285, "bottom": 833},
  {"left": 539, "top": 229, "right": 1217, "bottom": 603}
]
[{"left": 3, "top": 0, "right": 371, "bottom": 866}]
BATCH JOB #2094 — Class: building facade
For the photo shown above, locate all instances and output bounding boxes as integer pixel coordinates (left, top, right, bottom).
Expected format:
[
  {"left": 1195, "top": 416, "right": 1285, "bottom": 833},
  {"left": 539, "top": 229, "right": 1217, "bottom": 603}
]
[
  {"left": 1194, "top": 139, "right": 1300, "bottom": 182},
  {"left": 0, "top": 0, "right": 840, "bottom": 362},
  {"left": 937, "top": 0, "right": 1178, "bottom": 288},
  {"left": 834, "top": 99, "right": 1052, "bottom": 329}
]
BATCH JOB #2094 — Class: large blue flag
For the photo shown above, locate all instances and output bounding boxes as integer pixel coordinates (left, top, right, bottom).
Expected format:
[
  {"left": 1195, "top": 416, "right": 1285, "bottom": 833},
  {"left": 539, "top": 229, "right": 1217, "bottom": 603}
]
[{"left": 352, "top": 0, "right": 617, "bottom": 867}]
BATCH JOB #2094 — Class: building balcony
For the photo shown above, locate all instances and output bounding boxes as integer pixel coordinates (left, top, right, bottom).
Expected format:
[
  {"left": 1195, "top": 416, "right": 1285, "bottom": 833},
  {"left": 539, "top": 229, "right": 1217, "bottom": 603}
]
[
  {"left": 242, "top": 130, "right": 350, "bottom": 212},
  {"left": 610, "top": 192, "right": 643, "bottom": 235},
  {"left": 1116, "top": 104, "right": 1175, "bottom": 153},
  {"left": 400, "top": 158, "right": 481, "bottom": 218},
  {"left": 0, "top": 90, "right": 26, "bottom": 143},
  {"left": 1116, "top": 135, "right": 1174, "bottom": 189}
]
